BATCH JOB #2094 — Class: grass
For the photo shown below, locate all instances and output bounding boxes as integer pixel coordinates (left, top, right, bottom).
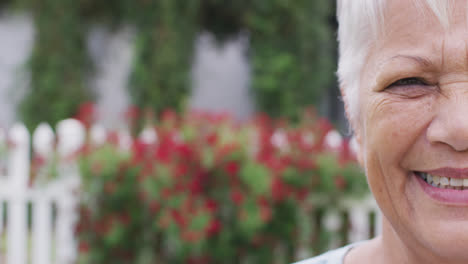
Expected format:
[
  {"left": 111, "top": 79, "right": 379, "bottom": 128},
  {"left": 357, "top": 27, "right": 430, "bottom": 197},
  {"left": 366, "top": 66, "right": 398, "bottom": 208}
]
[
  {"left": 0, "top": 231, "right": 57, "bottom": 264},
  {"left": 1, "top": 231, "right": 6, "bottom": 263}
]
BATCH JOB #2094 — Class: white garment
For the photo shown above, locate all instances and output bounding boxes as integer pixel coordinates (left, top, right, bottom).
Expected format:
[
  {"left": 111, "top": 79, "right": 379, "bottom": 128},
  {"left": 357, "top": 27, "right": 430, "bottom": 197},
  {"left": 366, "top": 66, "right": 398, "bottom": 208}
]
[{"left": 292, "top": 241, "right": 365, "bottom": 264}]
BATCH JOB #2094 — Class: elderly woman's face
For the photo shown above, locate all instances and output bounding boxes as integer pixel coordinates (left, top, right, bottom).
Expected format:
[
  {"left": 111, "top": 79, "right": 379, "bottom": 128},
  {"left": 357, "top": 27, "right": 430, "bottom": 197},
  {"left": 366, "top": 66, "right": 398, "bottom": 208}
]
[{"left": 359, "top": 0, "right": 468, "bottom": 261}]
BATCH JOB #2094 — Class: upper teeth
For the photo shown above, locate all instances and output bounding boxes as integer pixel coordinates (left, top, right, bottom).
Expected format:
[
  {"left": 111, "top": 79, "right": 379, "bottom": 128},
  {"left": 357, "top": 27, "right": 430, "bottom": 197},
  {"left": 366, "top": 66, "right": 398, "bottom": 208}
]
[{"left": 420, "top": 172, "right": 468, "bottom": 188}]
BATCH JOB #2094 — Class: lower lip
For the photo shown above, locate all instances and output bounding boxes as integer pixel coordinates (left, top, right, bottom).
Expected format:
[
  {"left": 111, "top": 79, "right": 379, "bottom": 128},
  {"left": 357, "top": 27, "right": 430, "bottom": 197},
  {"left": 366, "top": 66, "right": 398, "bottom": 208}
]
[{"left": 415, "top": 173, "right": 468, "bottom": 204}]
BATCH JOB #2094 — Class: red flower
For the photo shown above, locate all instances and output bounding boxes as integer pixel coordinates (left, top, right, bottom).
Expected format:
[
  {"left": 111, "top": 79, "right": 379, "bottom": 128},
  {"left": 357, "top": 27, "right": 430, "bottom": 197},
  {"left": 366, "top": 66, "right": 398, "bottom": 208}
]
[
  {"left": 216, "top": 143, "right": 240, "bottom": 160},
  {"left": 189, "top": 179, "right": 203, "bottom": 195},
  {"left": 230, "top": 189, "right": 244, "bottom": 206},
  {"left": 205, "top": 219, "right": 222, "bottom": 236},
  {"left": 161, "top": 188, "right": 172, "bottom": 199},
  {"left": 161, "top": 109, "right": 178, "bottom": 123},
  {"left": 124, "top": 105, "right": 140, "bottom": 121},
  {"left": 78, "top": 241, "right": 90, "bottom": 253},
  {"left": 75, "top": 102, "right": 96, "bottom": 129},
  {"left": 131, "top": 139, "right": 149, "bottom": 163},
  {"left": 259, "top": 205, "right": 272, "bottom": 223},
  {"left": 176, "top": 143, "right": 193, "bottom": 160},
  {"left": 339, "top": 138, "right": 356, "bottom": 165},
  {"left": 171, "top": 209, "right": 187, "bottom": 228},
  {"left": 33, "top": 155, "right": 46, "bottom": 168},
  {"left": 317, "top": 118, "right": 333, "bottom": 134},
  {"left": 74, "top": 221, "right": 86, "bottom": 235},
  {"left": 155, "top": 138, "right": 175, "bottom": 163},
  {"left": 264, "top": 157, "right": 286, "bottom": 173},
  {"left": 297, "top": 158, "right": 316, "bottom": 170},
  {"left": 271, "top": 177, "right": 287, "bottom": 201},
  {"left": 106, "top": 131, "right": 119, "bottom": 146},
  {"left": 255, "top": 196, "right": 273, "bottom": 222},
  {"left": 224, "top": 161, "right": 240, "bottom": 176},
  {"left": 189, "top": 170, "right": 209, "bottom": 195},
  {"left": 174, "top": 162, "right": 189, "bottom": 178},
  {"left": 93, "top": 219, "right": 111, "bottom": 235},
  {"left": 204, "top": 199, "right": 218, "bottom": 213},
  {"left": 334, "top": 175, "right": 347, "bottom": 190},
  {"left": 206, "top": 132, "right": 218, "bottom": 145},
  {"left": 119, "top": 213, "right": 131, "bottom": 226}
]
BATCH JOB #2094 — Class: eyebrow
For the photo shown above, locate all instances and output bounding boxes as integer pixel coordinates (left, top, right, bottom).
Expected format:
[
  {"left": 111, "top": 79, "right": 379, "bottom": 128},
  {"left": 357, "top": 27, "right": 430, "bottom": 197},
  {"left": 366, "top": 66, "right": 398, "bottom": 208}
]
[
  {"left": 373, "top": 54, "right": 435, "bottom": 87},
  {"left": 386, "top": 54, "right": 433, "bottom": 67}
]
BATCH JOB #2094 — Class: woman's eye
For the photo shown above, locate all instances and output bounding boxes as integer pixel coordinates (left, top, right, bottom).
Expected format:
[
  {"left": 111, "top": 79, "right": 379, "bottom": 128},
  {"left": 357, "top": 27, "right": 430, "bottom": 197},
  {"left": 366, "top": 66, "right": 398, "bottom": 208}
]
[
  {"left": 388, "top": 77, "right": 427, "bottom": 87},
  {"left": 384, "top": 77, "right": 435, "bottom": 98}
]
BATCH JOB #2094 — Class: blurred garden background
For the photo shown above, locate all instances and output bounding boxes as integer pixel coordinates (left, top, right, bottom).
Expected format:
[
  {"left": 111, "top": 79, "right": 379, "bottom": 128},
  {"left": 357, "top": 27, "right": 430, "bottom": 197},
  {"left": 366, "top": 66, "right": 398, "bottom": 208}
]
[{"left": 0, "top": 1, "right": 374, "bottom": 264}]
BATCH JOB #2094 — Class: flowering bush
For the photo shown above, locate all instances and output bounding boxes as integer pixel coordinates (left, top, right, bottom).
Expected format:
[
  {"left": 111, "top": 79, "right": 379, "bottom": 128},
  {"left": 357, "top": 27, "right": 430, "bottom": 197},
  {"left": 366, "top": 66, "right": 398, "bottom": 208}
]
[{"left": 75, "top": 107, "right": 368, "bottom": 264}]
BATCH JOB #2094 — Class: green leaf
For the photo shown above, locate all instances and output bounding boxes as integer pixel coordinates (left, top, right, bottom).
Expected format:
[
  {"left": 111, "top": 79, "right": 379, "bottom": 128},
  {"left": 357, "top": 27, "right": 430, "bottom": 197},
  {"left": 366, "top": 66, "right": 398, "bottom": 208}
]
[
  {"left": 316, "top": 154, "right": 340, "bottom": 192},
  {"left": 240, "top": 162, "right": 271, "bottom": 196},
  {"left": 239, "top": 198, "right": 263, "bottom": 237},
  {"left": 104, "top": 222, "right": 125, "bottom": 247},
  {"left": 201, "top": 148, "right": 215, "bottom": 169},
  {"left": 190, "top": 211, "right": 210, "bottom": 232},
  {"left": 282, "top": 167, "right": 303, "bottom": 187}
]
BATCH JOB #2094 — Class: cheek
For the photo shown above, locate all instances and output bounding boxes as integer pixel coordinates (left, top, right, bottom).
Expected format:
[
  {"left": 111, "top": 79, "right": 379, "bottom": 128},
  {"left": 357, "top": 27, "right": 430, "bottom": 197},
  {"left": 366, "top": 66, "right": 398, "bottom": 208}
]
[
  {"left": 362, "top": 96, "right": 434, "bottom": 165},
  {"left": 359, "top": 96, "right": 434, "bottom": 202}
]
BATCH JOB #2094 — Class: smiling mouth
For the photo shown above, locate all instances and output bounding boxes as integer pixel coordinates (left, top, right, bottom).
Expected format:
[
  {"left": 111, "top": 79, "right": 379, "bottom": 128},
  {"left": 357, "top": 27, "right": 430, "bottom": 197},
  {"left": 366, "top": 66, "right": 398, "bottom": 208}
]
[{"left": 416, "top": 171, "right": 468, "bottom": 190}]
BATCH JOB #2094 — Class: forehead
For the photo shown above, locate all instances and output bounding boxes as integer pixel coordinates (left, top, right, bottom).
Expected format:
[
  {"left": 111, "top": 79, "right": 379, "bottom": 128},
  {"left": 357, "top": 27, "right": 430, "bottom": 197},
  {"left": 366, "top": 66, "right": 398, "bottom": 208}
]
[
  {"left": 369, "top": 1, "right": 468, "bottom": 72},
  {"left": 381, "top": 0, "right": 468, "bottom": 38}
]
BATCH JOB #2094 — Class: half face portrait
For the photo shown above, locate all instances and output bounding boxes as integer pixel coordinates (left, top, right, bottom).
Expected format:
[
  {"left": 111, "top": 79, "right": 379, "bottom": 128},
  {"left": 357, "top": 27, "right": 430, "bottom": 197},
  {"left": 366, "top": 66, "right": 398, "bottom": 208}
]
[{"left": 334, "top": 0, "right": 468, "bottom": 263}]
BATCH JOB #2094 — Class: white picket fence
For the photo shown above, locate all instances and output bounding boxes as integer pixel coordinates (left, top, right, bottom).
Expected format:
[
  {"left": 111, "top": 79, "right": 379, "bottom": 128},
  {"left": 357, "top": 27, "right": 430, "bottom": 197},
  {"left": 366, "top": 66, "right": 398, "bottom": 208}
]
[
  {"left": 0, "top": 119, "right": 85, "bottom": 264},
  {"left": 0, "top": 119, "right": 382, "bottom": 264}
]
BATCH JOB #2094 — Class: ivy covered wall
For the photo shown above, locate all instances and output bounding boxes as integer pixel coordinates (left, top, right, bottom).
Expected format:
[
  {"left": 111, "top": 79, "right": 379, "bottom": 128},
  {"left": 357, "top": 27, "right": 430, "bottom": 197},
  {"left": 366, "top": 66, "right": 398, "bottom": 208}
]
[{"left": 5, "top": 0, "right": 336, "bottom": 129}]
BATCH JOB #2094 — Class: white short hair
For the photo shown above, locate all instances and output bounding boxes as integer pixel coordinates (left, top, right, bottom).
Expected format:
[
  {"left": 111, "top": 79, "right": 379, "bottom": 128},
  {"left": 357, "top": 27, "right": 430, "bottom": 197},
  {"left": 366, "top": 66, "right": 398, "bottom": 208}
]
[{"left": 337, "top": 0, "right": 452, "bottom": 129}]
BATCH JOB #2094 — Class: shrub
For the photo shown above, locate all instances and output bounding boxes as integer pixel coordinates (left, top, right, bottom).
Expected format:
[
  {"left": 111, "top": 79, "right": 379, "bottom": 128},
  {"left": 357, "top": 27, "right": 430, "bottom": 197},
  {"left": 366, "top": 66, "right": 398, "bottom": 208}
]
[{"left": 75, "top": 107, "right": 367, "bottom": 264}]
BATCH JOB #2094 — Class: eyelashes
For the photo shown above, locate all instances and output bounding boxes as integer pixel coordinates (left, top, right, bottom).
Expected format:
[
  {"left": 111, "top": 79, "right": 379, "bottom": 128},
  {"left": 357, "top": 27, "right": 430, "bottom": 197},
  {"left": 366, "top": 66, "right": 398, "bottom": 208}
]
[
  {"left": 384, "top": 77, "right": 437, "bottom": 98},
  {"left": 387, "top": 77, "right": 429, "bottom": 88}
]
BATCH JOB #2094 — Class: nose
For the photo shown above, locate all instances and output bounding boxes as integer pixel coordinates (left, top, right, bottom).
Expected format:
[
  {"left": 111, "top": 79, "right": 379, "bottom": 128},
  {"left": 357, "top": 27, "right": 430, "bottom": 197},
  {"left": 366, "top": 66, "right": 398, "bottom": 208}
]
[{"left": 427, "top": 92, "right": 468, "bottom": 152}]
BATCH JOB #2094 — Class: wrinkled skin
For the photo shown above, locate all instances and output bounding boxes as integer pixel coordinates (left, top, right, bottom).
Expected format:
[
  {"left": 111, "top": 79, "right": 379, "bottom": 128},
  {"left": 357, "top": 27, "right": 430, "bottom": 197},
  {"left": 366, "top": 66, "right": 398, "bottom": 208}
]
[{"left": 344, "top": 1, "right": 468, "bottom": 264}]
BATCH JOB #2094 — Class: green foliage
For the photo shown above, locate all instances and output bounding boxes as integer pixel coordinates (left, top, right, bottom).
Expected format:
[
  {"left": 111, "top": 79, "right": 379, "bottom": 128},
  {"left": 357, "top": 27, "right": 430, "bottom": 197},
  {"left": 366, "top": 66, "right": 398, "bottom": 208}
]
[
  {"left": 247, "top": 0, "right": 336, "bottom": 119},
  {"left": 128, "top": 0, "right": 200, "bottom": 114},
  {"left": 240, "top": 161, "right": 271, "bottom": 196},
  {"left": 238, "top": 197, "right": 263, "bottom": 236},
  {"left": 11, "top": 0, "right": 336, "bottom": 128},
  {"left": 317, "top": 154, "right": 342, "bottom": 192},
  {"left": 19, "top": 0, "right": 93, "bottom": 131},
  {"left": 197, "top": 0, "right": 337, "bottom": 118},
  {"left": 78, "top": 145, "right": 143, "bottom": 264},
  {"left": 74, "top": 109, "right": 369, "bottom": 264}
]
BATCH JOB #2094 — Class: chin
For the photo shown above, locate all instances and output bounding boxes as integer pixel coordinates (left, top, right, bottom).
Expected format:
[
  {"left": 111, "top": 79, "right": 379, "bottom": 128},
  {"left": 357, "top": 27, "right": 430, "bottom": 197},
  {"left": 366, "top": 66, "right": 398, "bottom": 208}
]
[{"left": 420, "top": 222, "right": 468, "bottom": 260}]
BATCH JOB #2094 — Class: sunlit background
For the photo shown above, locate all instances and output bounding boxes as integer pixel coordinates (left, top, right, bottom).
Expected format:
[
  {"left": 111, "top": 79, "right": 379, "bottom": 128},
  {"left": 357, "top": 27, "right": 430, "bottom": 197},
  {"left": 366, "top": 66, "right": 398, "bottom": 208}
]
[{"left": 0, "top": 1, "right": 378, "bottom": 264}]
